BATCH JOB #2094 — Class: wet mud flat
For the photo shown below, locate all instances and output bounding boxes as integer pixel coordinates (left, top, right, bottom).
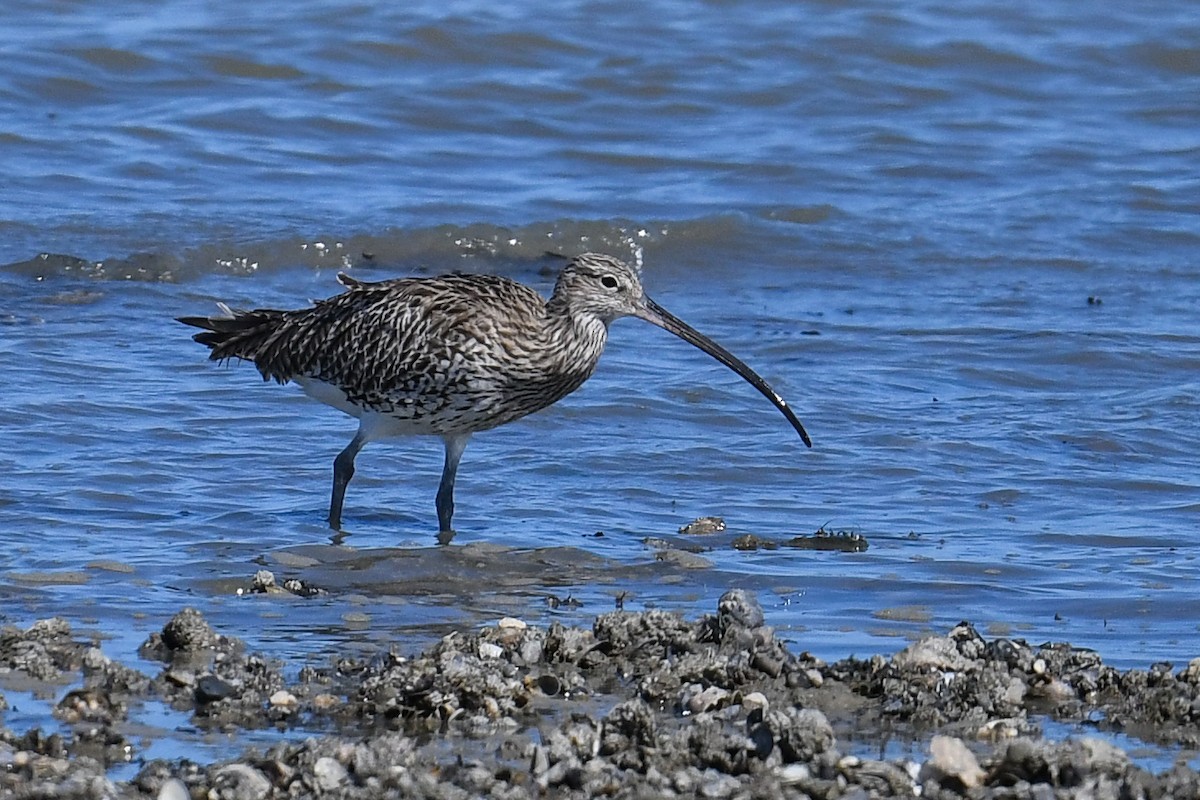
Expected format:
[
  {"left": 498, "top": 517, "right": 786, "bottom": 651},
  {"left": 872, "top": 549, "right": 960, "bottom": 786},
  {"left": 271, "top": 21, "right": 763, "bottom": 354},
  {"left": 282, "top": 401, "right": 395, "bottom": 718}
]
[{"left": 2, "top": 588, "right": 1199, "bottom": 799}]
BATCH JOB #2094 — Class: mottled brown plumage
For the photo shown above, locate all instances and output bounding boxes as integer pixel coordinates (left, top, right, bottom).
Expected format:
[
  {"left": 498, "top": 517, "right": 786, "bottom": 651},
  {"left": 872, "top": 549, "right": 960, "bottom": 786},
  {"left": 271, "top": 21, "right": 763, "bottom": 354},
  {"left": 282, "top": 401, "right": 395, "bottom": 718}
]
[{"left": 179, "top": 253, "right": 810, "bottom": 532}]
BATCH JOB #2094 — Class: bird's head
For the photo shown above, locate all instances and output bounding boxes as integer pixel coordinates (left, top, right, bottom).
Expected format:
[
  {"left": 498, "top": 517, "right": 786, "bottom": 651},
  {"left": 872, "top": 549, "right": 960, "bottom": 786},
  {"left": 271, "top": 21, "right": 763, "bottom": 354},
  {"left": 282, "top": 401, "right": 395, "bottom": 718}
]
[
  {"left": 550, "top": 253, "right": 648, "bottom": 325},
  {"left": 550, "top": 252, "right": 812, "bottom": 446}
]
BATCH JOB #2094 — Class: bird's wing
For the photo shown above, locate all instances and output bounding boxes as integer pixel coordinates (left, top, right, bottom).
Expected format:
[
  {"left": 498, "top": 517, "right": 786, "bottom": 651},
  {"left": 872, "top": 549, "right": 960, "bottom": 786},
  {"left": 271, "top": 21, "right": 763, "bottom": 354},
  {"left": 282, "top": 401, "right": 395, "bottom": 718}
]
[{"left": 263, "top": 274, "right": 545, "bottom": 410}]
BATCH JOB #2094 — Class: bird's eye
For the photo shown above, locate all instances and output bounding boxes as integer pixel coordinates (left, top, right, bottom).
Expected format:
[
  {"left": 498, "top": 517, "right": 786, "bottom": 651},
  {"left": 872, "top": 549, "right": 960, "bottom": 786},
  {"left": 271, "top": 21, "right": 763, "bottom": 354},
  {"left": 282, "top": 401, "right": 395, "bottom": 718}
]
[{"left": 600, "top": 275, "right": 620, "bottom": 290}]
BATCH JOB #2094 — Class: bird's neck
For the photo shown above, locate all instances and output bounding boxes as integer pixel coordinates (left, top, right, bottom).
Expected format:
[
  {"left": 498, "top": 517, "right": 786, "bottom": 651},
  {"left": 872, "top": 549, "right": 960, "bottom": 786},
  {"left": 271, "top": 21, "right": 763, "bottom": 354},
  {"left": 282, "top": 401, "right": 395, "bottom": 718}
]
[{"left": 540, "top": 299, "right": 609, "bottom": 383}]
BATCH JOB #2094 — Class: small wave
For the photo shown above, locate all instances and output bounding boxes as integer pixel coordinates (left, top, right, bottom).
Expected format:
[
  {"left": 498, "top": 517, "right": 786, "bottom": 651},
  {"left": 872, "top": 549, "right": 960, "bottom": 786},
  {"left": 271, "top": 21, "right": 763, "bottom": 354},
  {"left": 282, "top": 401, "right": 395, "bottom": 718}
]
[{"left": 0, "top": 214, "right": 794, "bottom": 282}]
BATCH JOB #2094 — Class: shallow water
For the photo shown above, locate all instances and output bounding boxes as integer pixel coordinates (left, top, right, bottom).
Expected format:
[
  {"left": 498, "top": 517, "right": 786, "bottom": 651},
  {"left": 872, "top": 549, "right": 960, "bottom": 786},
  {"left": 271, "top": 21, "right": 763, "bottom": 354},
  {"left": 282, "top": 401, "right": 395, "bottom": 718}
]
[{"left": 1, "top": 0, "right": 1198, "bottom": 718}]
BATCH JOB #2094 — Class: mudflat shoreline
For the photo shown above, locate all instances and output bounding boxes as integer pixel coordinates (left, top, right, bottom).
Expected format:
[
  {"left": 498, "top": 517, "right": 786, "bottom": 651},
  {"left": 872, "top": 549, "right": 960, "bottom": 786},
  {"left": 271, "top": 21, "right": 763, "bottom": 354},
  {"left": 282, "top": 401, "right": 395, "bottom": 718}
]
[{"left": 2, "top": 587, "right": 1198, "bottom": 799}]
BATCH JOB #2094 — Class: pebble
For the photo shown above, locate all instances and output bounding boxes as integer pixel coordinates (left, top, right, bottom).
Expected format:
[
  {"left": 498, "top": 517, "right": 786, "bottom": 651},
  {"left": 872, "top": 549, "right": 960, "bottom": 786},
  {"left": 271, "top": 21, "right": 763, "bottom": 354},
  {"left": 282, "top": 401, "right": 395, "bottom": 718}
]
[
  {"left": 269, "top": 690, "right": 298, "bottom": 709},
  {"left": 195, "top": 675, "right": 237, "bottom": 704},
  {"left": 777, "top": 763, "right": 811, "bottom": 785},
  {"left": 250, "top": 570, "right": 281, "bottom": 594},
  {"left": 312, "top": 756, "right": 348, "bottom": 791},
  {"left": 160, "top": 608, "right": 220, "bottom": 652},
  {"left": 477, "top": 642, "right": 504, "bottom": 660},
  {"left": 699, "top": 770, "right": 740, "bottom": 798},
  {"left": 157, "top": 778, "right": 189, "bottom": 800},
  {"left": 683, "top": 685, "right": 730, "bottom": 714},
  {"left": 893, "top": 636, "right": 974, "bottom": 672},
  {"left": 211, "top": 764, "right": 271, "bottom": 800},
  {"left": 978, "top": 717, "right": 1022, "bottom": 741},
  {"left": 519, "top": 639, "right": 544, "bottom": 664},
  {"left": 312, "top": 693, "right": 340, "bottom": 711},
  {"left": 717, "top": 589, "right": 765, "bottom": 630},
  {"left": 530, "top": 744, "right": 550, "bottom": 776},
  {"left": 678, "top": 516, "right": 726, "bottom": 535},
  {"left": 165, "top": 669, "right": 196, "bottom": 688},
  {"left": 921, "top": 735, "right": 985, "bottom": 789},
  {"left": 741, "top": 691, "right": 769, "bottom": 714}
]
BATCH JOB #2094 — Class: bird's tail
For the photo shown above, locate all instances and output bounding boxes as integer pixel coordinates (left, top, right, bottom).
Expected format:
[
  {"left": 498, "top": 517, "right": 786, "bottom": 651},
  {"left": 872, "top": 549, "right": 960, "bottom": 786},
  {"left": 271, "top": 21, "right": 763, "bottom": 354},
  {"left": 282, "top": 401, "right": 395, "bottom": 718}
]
[{"left": 177, "top": 304, "right": 290, "bottom": 381}]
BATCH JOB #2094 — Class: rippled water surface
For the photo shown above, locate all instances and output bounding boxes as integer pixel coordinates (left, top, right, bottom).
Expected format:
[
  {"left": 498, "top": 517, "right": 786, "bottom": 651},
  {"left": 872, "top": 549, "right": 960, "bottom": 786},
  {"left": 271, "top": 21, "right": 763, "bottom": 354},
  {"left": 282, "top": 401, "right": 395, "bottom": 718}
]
[{"left": 1, "top": 0, "right": 1198, "bottom": 707}]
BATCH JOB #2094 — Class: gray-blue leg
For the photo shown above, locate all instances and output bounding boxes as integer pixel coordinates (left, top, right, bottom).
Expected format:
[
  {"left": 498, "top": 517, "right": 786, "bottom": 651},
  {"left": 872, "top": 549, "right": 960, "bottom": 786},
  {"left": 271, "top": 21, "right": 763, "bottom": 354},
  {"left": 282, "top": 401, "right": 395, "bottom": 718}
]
[
  {"left": 329, "top": 430, "right": 367, "bottom": 529},
  {"left": 436, "top": 434, "right": 470, "bottom": 533}
]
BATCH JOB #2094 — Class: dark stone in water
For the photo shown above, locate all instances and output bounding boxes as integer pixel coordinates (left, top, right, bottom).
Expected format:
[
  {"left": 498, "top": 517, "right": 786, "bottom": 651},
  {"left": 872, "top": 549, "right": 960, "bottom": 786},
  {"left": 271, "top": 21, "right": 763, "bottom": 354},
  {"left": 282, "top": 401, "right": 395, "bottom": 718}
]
[
  {"left": 730, "top": 533, "right": 778, "bottom": 551},
  {"left": 678, "top": 516, "right": 726, "bottom": 535},
  {"left": 786, "top": 529, "right": 869, "bottom": 552},
  {"left": 195, "top": 675, "right": 238, "bottom": 704}
]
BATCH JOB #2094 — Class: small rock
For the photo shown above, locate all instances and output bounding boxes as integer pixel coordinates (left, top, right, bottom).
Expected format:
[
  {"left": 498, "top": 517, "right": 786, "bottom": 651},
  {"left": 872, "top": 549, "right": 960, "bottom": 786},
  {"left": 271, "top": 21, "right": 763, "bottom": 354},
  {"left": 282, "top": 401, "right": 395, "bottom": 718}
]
[
  {"left": 752, "top": 651, "right": 784, "bottom": 678},
  {"left": 1069, "top": 737, "right": 1129, "bottom": 775},
  {"left": 161, "top": 608, "right": 220, "bottom": 652},
  {"left": 777, "top": 763, "right": 811, "bottom": 785},
  {"left": 978, "top": 718, "right": 1022, "bottom": 741},
  {"left": 164, "top": 669, "right": 196, "bottom": 688},
  {"left": 312, "top": 756, "right": 348, "bottom": 791},
  {"left": 679, "top": 516, "right": 725, "bottom": 535},
  {"left": 195, "top": 675, "right": 237, "bottom": 704},
  {"left": 765, "top": 707, "right": 835, "bottom": 763},
  {"left": 673, "top": 768, "right": 698, "bottom": 793},
  {"left": 81, "top": 647, "right": 111, "bottom": 669},
  {"left": 211, "top": 763, "right": 271, "bottom": 800},
  {"left": 741, "top": 692, "right": 769, "bottom": 714},
  {"left": 157, "top": 778, "right": 189, "bottom": 800},
  {"left": 786, "top": 529, "right": 869, "bottom": 552},
  {"left": 269, "top": 690, "right": 298, "bottom": 710},
  {"left": 497, "top": 617, "right": 527, "bottom": 630},
  {"left": 519, "top": 639, "right": 544, "bottom": 664},
  {"left": 683, "top": 685, "right": 730, "bottom": 714},
  {"left": 282, "top": 578, "right": 325, "bottom": 597},
  {"left": 717, "top": 589, "right": 765, "bottom": 631},
  {"left": 251, "top": 570, "right": 281, "bottom": 594},
  {"left": 732, "top": 534, "right": 777, "bottom": 551},
  {"left": 893, "top": 636, "right": 974, "bottom": 672},
  {"left": 478, "top": 642, "right": 504, "bottom": 660},
  {"left": 530, "top": 744, "right": 550, "bottom": 776},
  {"left": 1042, "top": 677, "right": 1075, "bottom": 703},
  {"left": 920, "top": 735, "right": 985, "bottom": 790},
  {"left": 698, "top": 770, "right": 740, "bottom": 798},
  {"left": 312, "top": 693, "right": 340, "bottom": 712}
]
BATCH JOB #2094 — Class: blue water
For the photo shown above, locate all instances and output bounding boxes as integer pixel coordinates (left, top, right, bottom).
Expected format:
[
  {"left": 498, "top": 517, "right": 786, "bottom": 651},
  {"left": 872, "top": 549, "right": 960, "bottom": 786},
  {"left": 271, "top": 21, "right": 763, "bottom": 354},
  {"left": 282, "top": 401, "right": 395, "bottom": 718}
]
[{"left": 1, "top": 0, "right": 1199, "bottom": 756}]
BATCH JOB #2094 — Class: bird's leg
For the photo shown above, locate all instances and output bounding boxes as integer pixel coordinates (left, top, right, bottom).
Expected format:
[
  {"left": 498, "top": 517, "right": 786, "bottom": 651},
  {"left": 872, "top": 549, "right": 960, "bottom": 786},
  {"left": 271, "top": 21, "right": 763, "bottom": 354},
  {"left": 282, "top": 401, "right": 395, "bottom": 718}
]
[
  {"left": 436, "top": 434, "right": 471, "bottom": 534},
  {"left": 329, "top": 429, "right": 367, "bottom": 529}
]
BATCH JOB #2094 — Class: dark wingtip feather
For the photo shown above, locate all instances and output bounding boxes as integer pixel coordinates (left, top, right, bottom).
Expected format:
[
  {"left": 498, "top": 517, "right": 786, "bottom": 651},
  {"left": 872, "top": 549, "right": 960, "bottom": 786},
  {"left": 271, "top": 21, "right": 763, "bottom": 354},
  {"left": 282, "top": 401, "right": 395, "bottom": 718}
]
[
  {"left": 191, "top": 331, "right": 226, "bottom": 349},
  {"left": 177, "top": 315, "right": 214, "bottom": 330}
]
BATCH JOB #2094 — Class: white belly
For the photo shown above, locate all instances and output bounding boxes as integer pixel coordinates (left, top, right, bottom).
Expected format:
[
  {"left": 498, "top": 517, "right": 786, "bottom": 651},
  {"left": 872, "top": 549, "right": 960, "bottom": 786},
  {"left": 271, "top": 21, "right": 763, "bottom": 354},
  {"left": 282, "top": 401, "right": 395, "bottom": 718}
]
[{"left": 294, "top": 377, "right": 440, "bottom": 440}]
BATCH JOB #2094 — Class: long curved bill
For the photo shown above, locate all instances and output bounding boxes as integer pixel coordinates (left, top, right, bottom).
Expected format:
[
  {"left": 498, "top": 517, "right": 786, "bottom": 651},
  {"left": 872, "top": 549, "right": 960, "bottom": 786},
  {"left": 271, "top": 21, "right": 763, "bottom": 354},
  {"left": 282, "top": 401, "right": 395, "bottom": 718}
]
[{"left": 635, "top": 295, "right": 812, "bottom": 448}]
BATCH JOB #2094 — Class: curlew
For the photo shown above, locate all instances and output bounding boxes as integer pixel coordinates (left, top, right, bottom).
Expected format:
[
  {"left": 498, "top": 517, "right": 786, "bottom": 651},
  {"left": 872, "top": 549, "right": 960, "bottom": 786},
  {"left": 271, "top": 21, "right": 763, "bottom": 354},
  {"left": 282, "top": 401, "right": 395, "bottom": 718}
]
[{"left": 179, "top": 253, "right": 811, "bottom": 532}]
